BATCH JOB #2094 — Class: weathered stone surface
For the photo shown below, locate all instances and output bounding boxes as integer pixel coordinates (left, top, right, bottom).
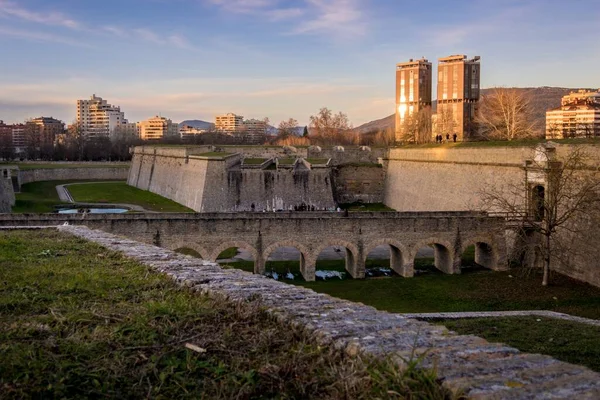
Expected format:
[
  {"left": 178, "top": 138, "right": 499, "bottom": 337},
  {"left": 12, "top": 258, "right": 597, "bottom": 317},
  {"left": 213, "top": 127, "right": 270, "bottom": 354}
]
[{"left": 51, "top": 225, "right": 600, "bottom": 399}]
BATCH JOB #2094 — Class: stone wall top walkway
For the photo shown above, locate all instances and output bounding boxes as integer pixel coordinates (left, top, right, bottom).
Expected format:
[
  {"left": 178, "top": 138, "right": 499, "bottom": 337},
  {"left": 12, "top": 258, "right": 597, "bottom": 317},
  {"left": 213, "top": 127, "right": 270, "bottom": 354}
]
[{"left": 53, "top": 225, "right": 600, "bottom": 399}]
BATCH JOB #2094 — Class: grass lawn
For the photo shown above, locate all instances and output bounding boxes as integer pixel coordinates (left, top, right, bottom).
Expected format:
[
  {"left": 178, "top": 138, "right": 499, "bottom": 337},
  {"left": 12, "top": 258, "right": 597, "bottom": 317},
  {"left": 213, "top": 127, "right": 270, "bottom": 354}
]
[
  {"left": 438, "top": 317, "right": 600, "bottom": 372},
  {"left": 305, "top": 158, "right": 329, "bottom": 164},
  {"left": 0, "top": 230, "right": 456, "bottom": 399},
  {"left": 194, "top": 152, "right": 230, "bottom": 157},
  {"left": 277, "top": 158, "right": 297, "bottom": 165},
  {"left": 219, "top": 259, "right": 600, "bottom": 320},
  {"left": 0, "top": 162, "right": 129, "bottom": 170},
  {"left": 242, "top": 158, "right": 267, "bottom": 165},
  {"left": 13, "top": 180, "right": 119, "bottom": 213},
  {"left": 67, "top": 182, "right": 193, "bottom": 212}
]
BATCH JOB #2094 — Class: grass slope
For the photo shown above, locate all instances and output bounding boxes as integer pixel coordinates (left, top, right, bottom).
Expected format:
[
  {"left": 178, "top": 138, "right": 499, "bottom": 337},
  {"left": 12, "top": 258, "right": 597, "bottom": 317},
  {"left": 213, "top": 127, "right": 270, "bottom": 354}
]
[
  {"left": 13, "top": 180, "right": 116, "bottom": 213},
  {"left": 439, "top": 317, "right": 600, "bottom": 372},
  {"left": 0, "top": 230, "right": 457, "bottom": 399},
  {"left": 67, "top": 182, "right": 193, "bottom": 212}
]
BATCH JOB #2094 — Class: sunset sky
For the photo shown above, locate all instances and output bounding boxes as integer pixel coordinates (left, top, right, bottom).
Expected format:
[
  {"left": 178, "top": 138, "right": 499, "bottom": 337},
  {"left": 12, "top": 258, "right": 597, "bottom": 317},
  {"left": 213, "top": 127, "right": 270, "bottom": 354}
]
[{"left": 0, "top": 0, "right": 598, "bottom": 126}]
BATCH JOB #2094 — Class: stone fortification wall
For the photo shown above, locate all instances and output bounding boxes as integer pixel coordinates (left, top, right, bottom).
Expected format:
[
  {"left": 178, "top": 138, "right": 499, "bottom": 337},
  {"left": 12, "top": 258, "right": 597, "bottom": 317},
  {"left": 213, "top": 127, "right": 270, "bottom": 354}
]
[
  {"left": 333, "top": 165, "right": 385, "bottom": 204},
  {"left": 383, "top": 144, "right": 600, "bottom": 288},
  {"left": 0, "top": 167, "right": 15, "bottom": 213},
  {"left": 127, "top": 147, "right": 336, "bottom": 212},
  {"left": 308, "top": 146, "right": 386, "bottom": 165},
  {"left": 20, "top": 165, "right": 129, "bottom": 184}
]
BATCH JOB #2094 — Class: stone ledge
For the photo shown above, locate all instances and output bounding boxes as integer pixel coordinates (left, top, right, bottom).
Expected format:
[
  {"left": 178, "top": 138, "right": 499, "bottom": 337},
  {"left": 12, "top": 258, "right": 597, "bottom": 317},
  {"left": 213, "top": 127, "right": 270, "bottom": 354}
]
[{"left": 50, "top": 225, "right": 600, "bottom": 399}]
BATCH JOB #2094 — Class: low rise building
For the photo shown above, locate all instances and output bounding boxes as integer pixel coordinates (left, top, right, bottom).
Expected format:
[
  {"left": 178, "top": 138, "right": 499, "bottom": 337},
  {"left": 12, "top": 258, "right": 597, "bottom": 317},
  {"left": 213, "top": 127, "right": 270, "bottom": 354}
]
[
  {"left": 546, "top": 89, "right": 600, "bottom": 139},
  {"left": 138, "top": 116, "right": 178, "bottom": 141}
]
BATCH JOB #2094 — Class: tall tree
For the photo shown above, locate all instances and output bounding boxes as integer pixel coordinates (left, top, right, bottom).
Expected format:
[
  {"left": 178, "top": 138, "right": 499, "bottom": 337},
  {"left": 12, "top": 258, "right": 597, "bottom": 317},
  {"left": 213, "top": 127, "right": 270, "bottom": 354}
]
[
  {"left": 303, "top": 126, "right": 309, "bottom": 137},
  {"left": 476, "top": 87, "right": 539, "bottom": 140},
  {"left": 483, "top": 145, "right": 600, "bottom": 286},
  {"left": 401, "top": 108, "right": 432, "bottom": 144}
]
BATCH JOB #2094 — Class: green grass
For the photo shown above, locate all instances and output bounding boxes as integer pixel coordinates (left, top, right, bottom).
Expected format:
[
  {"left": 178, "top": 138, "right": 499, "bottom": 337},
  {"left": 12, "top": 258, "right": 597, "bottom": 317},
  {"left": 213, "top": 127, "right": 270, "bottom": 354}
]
[
  {"left": 277, "top": 158, "right": 297, "bottom": 165},
  {"left": 220, "top": 258, "right": 600, "bottom": 319},
  {"left": 305, "top": 158, "right": 329, "bottom": 164},
  {"left": 67, "top": 182, "right": 194, "bottom": 212},
  {"left": 0, "top": 162, "right": 129, "bottom": 170},
  {"left": 13, "top": 180, "right": 119, "bottom": 213},
  {"left": 242, "top": 158, "right": 267, "bottom": 165},
  {"left": 438, "top": 317, "right": 600, "bottom": 372},
  {"left": 0, "top": 230, "right": 458, "bottom": 399},
  {"left": 194, "top": 152, "right": 230, "bottom": 158},
  {"left": 339, "top": 202, "right": 396, "bottom": 212},
  {"left": 216, "top": 247, "right": 238, "bottom": 259}
]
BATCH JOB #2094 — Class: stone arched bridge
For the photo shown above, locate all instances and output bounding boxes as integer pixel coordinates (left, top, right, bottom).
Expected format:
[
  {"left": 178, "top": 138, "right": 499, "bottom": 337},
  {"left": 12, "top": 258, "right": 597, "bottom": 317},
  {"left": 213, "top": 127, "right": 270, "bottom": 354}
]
[{"left": 0, "top": 212, "right": 508, "bottom": 281}]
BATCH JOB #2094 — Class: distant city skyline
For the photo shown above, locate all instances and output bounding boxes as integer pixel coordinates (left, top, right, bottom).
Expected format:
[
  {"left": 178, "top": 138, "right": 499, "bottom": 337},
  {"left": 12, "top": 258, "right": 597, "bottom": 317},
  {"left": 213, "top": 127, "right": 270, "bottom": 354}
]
[{"left": 0, "top": 0, "right": 599, "bottom": 125}]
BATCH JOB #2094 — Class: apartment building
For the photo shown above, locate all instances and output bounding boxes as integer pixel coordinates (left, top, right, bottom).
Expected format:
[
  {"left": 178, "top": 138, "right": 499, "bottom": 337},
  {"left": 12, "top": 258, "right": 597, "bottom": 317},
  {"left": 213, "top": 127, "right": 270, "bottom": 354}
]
[
  {"left": 240, "top": 118, "right": 267, "bottom": 144},
  {"left": 28, "top": 117, "right": 65, "bottom": 148},
  {"left": 546, "top": 89, "right": 600, "bottom": 139},
  {"left": 76, "top": 94, "right": 131, "bottom": 140},
  {"left": 436, "top": 55, "right": 481, "bottom": 141},
  {"left": 395, "top": 58, "right": 432, "bottom": 141},
  {"left": 138, "top": 116, "right": 179, "bottom": 141},
  {"left": 215, "top": 113, "right": 244, "bottom": 132}
]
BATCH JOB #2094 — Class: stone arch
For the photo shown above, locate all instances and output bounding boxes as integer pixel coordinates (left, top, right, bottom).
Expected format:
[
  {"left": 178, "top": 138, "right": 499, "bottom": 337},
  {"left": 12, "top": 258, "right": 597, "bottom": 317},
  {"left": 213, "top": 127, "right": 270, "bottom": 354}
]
[
  {"left": 411, "top": 237, "right": 456, "bottom": 275},
  {"left": 262, "top": 240, "right": 311, "bottom": 281},
  {"left": 312, "top": 239, "right": 362, "bottom": 279},
  {"left": 461, "top": 236, "right": 501, "bottom": 271},
  {"left": 209, "top": 241, "right": 258, "bottom": 263},
  {"left": 168, "top": 242, "right": 209, "bottom": 260},
  {"left": 364, "top": 239, "right": 412, "bottom": 277}
]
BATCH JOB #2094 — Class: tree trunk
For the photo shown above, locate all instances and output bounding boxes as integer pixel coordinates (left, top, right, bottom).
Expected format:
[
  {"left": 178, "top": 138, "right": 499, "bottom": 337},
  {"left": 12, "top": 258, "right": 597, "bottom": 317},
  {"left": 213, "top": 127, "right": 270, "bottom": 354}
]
[{"left": 542, "top": 234, "right": 551, "bottom": 286}]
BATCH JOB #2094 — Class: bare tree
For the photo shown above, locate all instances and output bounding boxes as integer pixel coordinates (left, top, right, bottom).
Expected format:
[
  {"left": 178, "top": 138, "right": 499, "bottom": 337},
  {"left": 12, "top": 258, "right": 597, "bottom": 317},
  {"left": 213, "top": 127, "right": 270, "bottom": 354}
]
[
  {"left": 309, "top": 107, "right": 353, "bottom": 145},
  {"left": 477, "top": 88, "right": 539, "bottom": 140},
  {"left": 483, "top": 145, "right": 600, "bottom": 286},
  {"left": 401, "top": 107, "right": 432, "bottom": 144},
  {"left": 277, "top": 118, "right": 299, "bottom": 139},
  {"left": 434, "top": 106, "right": 456, "bottom": 139},
  {"left": 66, "top": 121, "right": 86, "bottom": 161}
]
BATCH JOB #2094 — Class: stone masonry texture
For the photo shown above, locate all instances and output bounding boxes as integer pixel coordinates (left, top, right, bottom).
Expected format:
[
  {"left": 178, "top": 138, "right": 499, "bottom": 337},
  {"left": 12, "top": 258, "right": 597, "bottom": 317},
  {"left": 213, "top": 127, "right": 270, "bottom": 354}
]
[{"left": 54, "top": 225, "right": 600, "bottom": 399}]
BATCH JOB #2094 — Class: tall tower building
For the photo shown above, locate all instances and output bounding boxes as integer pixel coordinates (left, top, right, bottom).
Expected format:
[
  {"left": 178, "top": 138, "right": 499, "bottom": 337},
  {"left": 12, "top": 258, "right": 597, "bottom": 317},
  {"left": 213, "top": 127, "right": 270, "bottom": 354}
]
[
  {"left": 395, "top": 58, "right": 432, "bottom": 142},
  {"left": 436, "top": 55, "right": 481, "bottom": 141}
]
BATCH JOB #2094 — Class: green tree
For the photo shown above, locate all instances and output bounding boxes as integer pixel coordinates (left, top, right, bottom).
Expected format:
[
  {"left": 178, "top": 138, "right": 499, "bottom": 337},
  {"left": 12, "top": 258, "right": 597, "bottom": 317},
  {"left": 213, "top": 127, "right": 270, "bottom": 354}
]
[{"left": 303, "top": 126, "right": 308, "bottom": 137}]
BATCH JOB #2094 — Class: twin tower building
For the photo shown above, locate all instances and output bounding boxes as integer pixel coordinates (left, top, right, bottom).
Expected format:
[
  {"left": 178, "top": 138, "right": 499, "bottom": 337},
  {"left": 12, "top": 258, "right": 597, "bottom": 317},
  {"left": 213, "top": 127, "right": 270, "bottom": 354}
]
[{"left": 395, "top": 55, "right": 481, "bottom": 142}]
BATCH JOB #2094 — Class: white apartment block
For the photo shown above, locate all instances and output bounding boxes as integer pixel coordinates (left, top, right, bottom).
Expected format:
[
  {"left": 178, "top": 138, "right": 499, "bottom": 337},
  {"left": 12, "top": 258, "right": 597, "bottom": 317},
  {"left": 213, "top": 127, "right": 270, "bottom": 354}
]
[
  {"left": 76, "top": 94, "right": 131, "bottom": 140},
  {"left": 546, "top": 90, "right": 600, "bottom": 139},
  {"left": 179, "top": 125, "right": 207, "bottom": 138},
  {"left": 138, "top": 116, "right": 178, "bottom": 141},
  {"left": 215, "top": 113, "right": 244, "bottom": 132}
]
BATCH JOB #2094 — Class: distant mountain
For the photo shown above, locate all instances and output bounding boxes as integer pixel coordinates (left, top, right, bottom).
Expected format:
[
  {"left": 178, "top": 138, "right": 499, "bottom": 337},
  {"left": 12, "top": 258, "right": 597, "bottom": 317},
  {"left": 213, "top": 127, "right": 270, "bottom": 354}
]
[
  {"left": 352, "top": 87, "right": 594, "bottom": 135},
  {"left": 179, "top": 120, "right": 214, "bottom": 130}
]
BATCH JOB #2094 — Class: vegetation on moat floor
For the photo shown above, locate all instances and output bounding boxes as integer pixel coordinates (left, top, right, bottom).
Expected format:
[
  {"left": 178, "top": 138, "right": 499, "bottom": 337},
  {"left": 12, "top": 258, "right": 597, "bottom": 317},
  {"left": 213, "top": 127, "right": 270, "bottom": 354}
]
[
  {"left": 13, "top": 180, "right": 120, "bottom": 213},
  {"left": 0, "top": 230, "right": 459, "bottom": 399},
  {"left": 437, "top": 317, "right": 600, "bottom": 372},
  {"left": 305, "top": 158, "right": 329, "bottom": 164},
  {"left": 67, "top": 182, "right": 194, "bottom": 212},
  {"left": 339, "top": 202, "right": 396, "bottom": 212},
  {"left": 219, "top": 259, "right": 600, "bottom": 320},
  {"left": 0, "top": 162, "right": 129, "bottom": 170}
]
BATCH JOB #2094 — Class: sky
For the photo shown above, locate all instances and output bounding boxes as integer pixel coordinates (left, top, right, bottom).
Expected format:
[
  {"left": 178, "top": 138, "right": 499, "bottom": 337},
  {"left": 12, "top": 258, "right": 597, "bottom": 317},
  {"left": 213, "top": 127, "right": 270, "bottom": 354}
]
[{"left": 0, "top": 0, "right": 599, "bottom": 127}]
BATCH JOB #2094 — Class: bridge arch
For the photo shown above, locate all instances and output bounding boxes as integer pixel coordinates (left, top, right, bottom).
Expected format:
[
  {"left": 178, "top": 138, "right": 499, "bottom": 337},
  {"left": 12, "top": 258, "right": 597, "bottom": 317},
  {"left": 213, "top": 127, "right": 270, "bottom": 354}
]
[
  {"left": 460, "top": 236, "right": 501, "bottom": 271},
  {"left": 262, "top": 240, "right": 311, "bottom": 281},
  {"left": 209, "top": 241, "right": 258, "bottom": 264},
  {"left": 364, "top": 239, "right": 412, "bottom": 277},
  {"left": 168, "top": 242, "right": 209, "bottom": 260},
  {"left": 312, "top": 239, "right": 361, "bottom": 279},
  {"left": 411, "top": 237, "right": 456, "bottom": 275}
]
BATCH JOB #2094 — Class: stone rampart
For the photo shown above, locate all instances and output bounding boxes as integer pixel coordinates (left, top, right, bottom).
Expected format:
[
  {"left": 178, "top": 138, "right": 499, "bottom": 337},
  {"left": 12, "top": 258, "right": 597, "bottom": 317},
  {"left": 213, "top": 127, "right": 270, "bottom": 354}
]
[
  {"left": 383, "top": 144, "right": 600, "bottom": 288},
  {"left": 333, "top": 164, "right": 385, "bottom": 204},
  {"left": 19, "top": 165, "right": 129, "bottom": 184},
  {"left": 0, "top": 167, "right": 15, "bottom": 213}
]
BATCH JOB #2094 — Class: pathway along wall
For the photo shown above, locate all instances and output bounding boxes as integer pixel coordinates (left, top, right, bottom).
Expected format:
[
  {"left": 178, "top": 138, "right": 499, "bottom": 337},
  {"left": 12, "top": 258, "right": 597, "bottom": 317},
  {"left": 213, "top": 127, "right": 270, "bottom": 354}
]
[{"left": 383, "top": 144, "right": 600, "bottom": 288}]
